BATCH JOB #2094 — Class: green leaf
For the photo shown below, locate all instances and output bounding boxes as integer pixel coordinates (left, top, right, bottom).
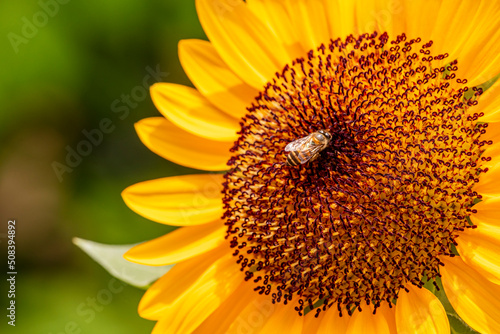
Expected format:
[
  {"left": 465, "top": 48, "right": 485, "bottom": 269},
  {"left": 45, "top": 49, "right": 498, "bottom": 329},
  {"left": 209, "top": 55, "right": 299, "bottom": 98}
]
[
  {"left": 448, "top": 313, "right": 479, "bottom": 334},
  {"left": 73, "top": 237, "right": 173, "bottom": 289},
  {"left": 478, "top": 73, "right": 500, "bottom": 93},
  {"left": 464, "top": 73, "right": 500, "bottom": 100}
]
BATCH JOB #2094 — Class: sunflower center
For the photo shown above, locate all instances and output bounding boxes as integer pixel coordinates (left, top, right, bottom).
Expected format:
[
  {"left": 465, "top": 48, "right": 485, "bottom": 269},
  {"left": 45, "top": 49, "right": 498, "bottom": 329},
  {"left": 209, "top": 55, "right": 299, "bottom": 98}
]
[{"left": 222, "top": 32, "right": 490, "bottom": 316}]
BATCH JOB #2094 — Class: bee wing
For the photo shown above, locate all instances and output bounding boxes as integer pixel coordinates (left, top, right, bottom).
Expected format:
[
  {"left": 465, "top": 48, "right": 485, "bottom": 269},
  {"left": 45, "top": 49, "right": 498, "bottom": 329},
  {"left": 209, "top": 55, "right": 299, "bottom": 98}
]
[
  {"left": 294, "top": 142, "right": 325, "bottom": 163},
  {"left": 285, "top": 135, "right": 311, "bottom": 152}
]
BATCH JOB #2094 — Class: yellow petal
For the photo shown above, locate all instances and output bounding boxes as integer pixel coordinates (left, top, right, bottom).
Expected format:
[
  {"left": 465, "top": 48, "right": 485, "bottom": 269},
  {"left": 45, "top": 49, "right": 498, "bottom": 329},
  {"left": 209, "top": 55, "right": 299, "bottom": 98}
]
[
  {"left": 346, "top": 303, "right": 397, "bottom": 334},
  {"left": 259, "top": 299, "right": 304, "bottom": 334},
  {"left": 395, "top": 284, "right": 449, "bottom": 334},
  {"left": 353, "top": 0, "right": 406, "bottom": 38},
  {"left": 474, "top": 154, "right": 500, "bottom": 198},
  {"left": 139, "top": 247, "right": 224, "bottom": 320},
  {"left": 194, "top": 282, "right": 275, "bottom": 334},
  {"left": 470, "top": 196, "right": 500, "bottom": 227},
  {"left": 124, "top": 220, "right": 225, "bottom": 266},
  {"left": 153, "top": 255, "right": 243, "bottom": 333},
  {"left": 456, "top": 223, "right": 500, "bottom": 284},
  {"left": 150, "top": 83, "right": 239, "bottom": 141},
  {"left": 476, "top": 80, "right": 500, "bottom": 122},
  {"left": 401, "top": 0, "right": 500, "bottom": 83},
  {"left": 428, "top": 0, "right": 482, "bottom": 60},
  {"left": 316, "top": 308, "right": 349, "bottom": 334},
  {"left": 140, "top": 246, "right": 240, "bottom": 321},
  {"left": 453, "top": 13, "right": 500, "bottom": 86},
  {"left": 441, "top": 256, "right": 500, "bottom": 334},
  {"left": 283, "top": 0, "right": 330, "bottom": 51},
  {"left": 323, "top": 0, "right": 356, "bottom": 40},
  {"left": 151, "top": 251, "right": 242, "bottom": 333},
  {"left": 196, "top": 0, "right": 294, "bottom": 89},
  {"left": 178, "top": 39, "right": 258, "bottom": 119},
  {"left": 246, "top": 0, "right": 305, "bottom": 59},
  {"left": 419, "top": 0, "right": 500, "bottom": 85},
  {"left": 479, "top": 121, "right": 500, "bottom": 144},
  {"left": 482, "top": 144, "right": 500, "bottom": 168},
  {"left": 302, "top": 311, "right": 324, "bottom": 334},
  {"left": 475, "top": 121, "right": 500, "bottom": 169},
  {"left": 121, "top": 174, "right": 223, "bottom": 226},
  {"left": 135, "top": 117, "right": 232, "bottom": 171},
  {"left": 403, "top": 0, "right": 440, "bottom": 43}
]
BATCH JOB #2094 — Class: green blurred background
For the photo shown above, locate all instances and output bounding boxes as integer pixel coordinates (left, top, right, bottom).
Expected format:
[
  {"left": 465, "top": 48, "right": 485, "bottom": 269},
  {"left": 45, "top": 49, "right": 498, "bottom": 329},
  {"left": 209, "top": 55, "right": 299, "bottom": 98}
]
[{"left": 0, "top": 1, "right": 204, "bottom": 332}]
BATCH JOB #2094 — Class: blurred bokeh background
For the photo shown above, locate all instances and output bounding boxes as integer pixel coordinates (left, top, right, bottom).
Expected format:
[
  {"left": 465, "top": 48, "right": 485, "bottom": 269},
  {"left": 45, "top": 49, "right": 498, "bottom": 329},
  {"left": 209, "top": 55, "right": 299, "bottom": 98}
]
[{"left": 0, "top": 1, "right": 203, "bottom": 332}]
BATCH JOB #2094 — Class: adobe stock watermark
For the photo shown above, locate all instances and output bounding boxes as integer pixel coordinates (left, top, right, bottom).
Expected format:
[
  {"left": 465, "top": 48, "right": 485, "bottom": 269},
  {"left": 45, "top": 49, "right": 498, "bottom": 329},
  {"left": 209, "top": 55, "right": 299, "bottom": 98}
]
[
  {"left": 229, "top": 298, "right": 275, "bottom": 334},
  {"left": 179, "top": 173, "right": 223, "bottom": 225},
  {"left": 7, "top": 0, "right": 72, "bottom": 54},
  {"left": 361, "top": 0, "right": 403, "bottom": 34},
  {"left": 52, "top": 65, "right": 169, "bottom": 182},
  {"left": 47, "top": 277, "right": 126, "bottom": 334}
]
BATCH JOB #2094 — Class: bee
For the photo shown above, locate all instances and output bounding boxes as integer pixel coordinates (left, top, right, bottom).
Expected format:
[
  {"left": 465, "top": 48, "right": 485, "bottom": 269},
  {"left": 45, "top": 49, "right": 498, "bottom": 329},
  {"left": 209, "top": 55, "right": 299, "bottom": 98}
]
[{"left": 285, "top": 130, "right": 332, "bottom": 166}]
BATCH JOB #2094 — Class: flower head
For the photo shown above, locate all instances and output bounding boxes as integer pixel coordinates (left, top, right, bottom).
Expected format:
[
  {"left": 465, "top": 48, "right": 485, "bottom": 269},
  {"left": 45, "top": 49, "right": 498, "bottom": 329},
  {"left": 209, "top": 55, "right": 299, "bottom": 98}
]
[
  {"left": 225, "top": 31, "right": 488, "bottom": 316},
  {"left": 123, "top": 1, "right": 500, "bottom": 333}
]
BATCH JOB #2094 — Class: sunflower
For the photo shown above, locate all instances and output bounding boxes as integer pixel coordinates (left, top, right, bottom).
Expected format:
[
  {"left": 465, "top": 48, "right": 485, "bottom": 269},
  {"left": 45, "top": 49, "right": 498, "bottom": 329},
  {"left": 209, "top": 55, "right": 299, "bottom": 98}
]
[{"left": 122, "top": 0, "right": 500, "bottom": 333}]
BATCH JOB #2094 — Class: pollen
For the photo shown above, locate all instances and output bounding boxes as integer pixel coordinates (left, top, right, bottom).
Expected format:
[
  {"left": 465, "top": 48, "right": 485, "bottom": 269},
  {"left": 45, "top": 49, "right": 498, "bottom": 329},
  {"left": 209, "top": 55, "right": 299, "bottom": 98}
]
[{"left": 222, "top": 32, "right": 490, "bottom": 316}]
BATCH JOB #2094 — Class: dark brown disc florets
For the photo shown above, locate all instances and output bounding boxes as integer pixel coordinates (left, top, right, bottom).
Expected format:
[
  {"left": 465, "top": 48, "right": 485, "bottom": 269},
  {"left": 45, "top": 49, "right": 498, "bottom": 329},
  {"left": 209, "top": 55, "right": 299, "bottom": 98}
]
[{"left": 222, "top": 32, "right": 490, "bottom": 316}]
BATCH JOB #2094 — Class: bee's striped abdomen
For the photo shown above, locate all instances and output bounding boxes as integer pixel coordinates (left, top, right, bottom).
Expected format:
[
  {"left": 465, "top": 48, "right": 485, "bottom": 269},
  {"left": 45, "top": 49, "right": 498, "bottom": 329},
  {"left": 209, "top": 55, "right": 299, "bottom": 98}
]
[
  {"left": 286, "top": 152, "right": 301, "bottom": 166},
  {"left": 284, "top": 130, "right": 332, "bottom": 166}
]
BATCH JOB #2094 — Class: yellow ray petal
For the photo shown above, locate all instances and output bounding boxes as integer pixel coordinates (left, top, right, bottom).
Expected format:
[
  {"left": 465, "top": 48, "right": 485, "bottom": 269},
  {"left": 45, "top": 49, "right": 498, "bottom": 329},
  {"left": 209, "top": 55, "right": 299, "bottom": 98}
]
[
  {"left": 121, "top": 174, "right": 223, "bottom": 226},
  {"left": 140, "top": 246, "right": 240, "bottom": 321},
  {"left": 315, "top": 308, "right": 349, "bottom": 334},
  {"left": 302, "top": 311, "right": 324, "bottom": 334},
  {"left": 196, "top": 0, "right": 295, "bottom": 89},
  {"left": 470, "top": 196, "right": 500, "bottom": 227},
  {"left": 451, "top": 2, "right": 500, "bottom": 86},
  {"left": 353, "top": 0, "right": 406, "bottom": 38},
  {"left": 194, "top": 282, "right": 275, "bottom": 334},
  {"left": 473, "top": 121, "right": 500, "bottom": 197},
  {"left": 476, "top": 81, "right": 500, "bottom": 122},
  {"left": 395, "top": 284, "right": 449, "bottom": 334},
  {"left": 479, "top": 121, "right": 500, "bottom": 148},
  {"left": 402, "top": 0, "right": 500, "bottom": 82},
  {"left": 441, "top": 256, "right": 500, "bottom": 334},
  {"left": 483, "top": 147, "right": 500, "bottom": 167},
  {"left": 420, "top": 0, "right": 500, "bottom": 85},
  {"left": 346, "top": 303, "right": 397, "bottom": 334},
  {"left": 124, "top": 220, "right": 225, "bottom": 266},
  {"left": 150, "top": 83, "right": 239, "bottom": 142},
  {"left": 428, "top": 0, "right": 483, "bottom": 60},
  {"left": 283, "top": 0, "right": 330, "bottom": 51},
  {"left": 246, "top": 0, "right": 305, "bottom": 59},
  {"left": 452, "top": 5, "right": 500, "bottom": 86},
  {"left": 403, "top": 0, "right": 440, "bottom": 42},
  {"left": 178, "top": 39, "right": 258, "bottom": 119},
  {"left": 458, "top": 42, "right": 500, "bottom": 88},
  {"left": 135, "top": 117, "right": 232, "bottom": 171},
  {"left": 457, "top": 223, "right": 500, "bottom": 284},
  {"left": 473, "top": 155, "right": 500, "bottom": 198},
  {"left": 323, "top": 0, "right": 356, "bottom": 40},
  {"left": 139, "top": 247, "right": 224, "bottom": 320},
  {"left": 259, "top": 299, "right": 304, "bottom": 334},
  {"left": 151, "top": 252, "right": 243, "bottom": 333}
]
